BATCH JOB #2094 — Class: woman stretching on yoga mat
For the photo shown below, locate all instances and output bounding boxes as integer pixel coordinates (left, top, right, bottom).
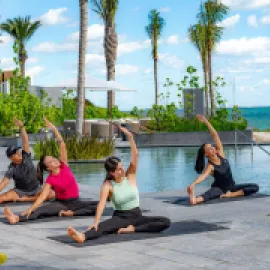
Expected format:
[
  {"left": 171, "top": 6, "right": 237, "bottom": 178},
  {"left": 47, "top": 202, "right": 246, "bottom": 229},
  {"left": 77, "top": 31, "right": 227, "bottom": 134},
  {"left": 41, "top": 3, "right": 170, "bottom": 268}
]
[
  {"left": 0, "top": 118, "right": 54, "bottom": 204},
  {"left": 187, "top": 114, "right": 259, "bottom": 205},
  {"left": 4, "top": 118, "right": 98, "bottom": 224},
  {"left": 67, "top": 124, "right": 170, "bottom": 243}
]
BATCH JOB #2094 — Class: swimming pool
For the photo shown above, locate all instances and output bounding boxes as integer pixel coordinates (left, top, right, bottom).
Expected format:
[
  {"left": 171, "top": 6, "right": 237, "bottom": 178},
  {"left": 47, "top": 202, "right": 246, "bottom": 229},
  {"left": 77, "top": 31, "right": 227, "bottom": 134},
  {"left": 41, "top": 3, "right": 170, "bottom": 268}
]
[{"left": 70, "top": 146, "right": 270, "bottom": 194}]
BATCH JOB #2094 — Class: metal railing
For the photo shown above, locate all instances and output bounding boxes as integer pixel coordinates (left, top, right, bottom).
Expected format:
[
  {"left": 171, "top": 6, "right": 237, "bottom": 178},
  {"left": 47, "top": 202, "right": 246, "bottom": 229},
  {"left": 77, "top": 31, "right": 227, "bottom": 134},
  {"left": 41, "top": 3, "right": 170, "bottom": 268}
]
[{"left": 235, "top": 129, "right": 270, "bottom": 157}]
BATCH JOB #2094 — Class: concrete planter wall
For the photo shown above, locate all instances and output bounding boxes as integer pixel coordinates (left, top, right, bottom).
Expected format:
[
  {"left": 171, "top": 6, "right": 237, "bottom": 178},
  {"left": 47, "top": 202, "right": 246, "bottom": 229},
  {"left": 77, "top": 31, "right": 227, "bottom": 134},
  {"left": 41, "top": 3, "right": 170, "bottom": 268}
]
[{"left": 134, "top": 129, "right": 253, "bottom": 147}]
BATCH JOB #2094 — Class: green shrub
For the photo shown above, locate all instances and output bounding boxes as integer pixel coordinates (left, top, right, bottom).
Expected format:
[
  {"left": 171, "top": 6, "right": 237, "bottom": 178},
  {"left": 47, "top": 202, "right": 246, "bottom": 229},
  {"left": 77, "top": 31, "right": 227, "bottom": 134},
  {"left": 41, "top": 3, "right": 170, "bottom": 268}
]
[{"left": 33, "top": 135, "right": 114, "bottom": 160}]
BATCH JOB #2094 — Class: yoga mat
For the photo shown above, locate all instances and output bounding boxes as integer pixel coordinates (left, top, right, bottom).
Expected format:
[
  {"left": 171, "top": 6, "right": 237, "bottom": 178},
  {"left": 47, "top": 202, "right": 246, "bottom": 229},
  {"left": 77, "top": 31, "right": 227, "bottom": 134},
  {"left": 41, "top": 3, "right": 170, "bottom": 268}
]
[
  {"left": 0, "top": 209, "right": 150, "bottom": 224},
  {"left": 162, "top": 193, "right": 270, "bottom": 206},
  {"left": 47, "top": 220, "right": 229, "bottom": 247}
]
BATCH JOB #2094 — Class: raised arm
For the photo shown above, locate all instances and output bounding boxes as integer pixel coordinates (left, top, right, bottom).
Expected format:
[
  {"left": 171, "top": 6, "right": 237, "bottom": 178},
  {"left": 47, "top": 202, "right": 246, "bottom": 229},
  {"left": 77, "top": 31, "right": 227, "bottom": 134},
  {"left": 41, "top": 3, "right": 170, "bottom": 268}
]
[
  {"left": 44, "top": 117, "right": 68, "bottom": 164},
  {"left": 21, "top": 184, "right": 52, "bottom": 217},
  {"left": 14, "top": 118, "right": 30, "bottom": 153},
  {"left": 115, "top": 124, "right": 139, "bottom": 177},
  {"left": 197, "top": 114, "right": 224, "bottom": 157},
  {"left": 88, "top": 182, "right": 111, "bottom": 231}
]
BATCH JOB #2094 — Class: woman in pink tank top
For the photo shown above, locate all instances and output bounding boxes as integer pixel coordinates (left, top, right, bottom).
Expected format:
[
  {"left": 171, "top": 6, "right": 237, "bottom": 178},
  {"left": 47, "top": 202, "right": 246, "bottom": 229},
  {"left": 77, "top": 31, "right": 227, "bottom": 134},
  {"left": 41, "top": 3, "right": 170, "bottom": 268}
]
[{"left": 4, "top": 118, "right": 98, "bottom": 224}]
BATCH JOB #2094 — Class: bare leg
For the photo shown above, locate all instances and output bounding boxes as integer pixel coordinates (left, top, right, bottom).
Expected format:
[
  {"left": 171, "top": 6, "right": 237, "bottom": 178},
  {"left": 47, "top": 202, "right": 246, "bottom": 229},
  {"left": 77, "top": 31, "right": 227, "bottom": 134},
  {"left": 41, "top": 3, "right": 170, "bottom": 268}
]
[
  {"left": 117, "top": 225, "right": 135, "bottom": 234},
  {"left": 4, "top": 206, "right": 19, "bottom": 224},
  {"left": 0, "top": 190, "right": 19, "bottom": 204},
  {"left": 59, "top": 210, "right": 74, "bottom": 217},
  {"left": 14, "top": 189, "right": 55, "bottom": 202},
  {"left": 67, "top": 227, "right": 86, "bottom": 243},
  {"left": 220, "top": 189, "right": 244, "bottom": 198}
]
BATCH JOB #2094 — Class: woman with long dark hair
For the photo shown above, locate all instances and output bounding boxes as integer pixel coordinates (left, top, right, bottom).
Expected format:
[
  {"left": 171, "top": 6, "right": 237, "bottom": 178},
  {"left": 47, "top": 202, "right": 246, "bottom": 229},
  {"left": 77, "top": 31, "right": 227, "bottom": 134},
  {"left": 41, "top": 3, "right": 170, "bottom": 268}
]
[
  {"left": 4, "top": 118, "right": 98, "bottom": 224},
  {"left": 187, "top": 114, "right": 259, "bottom": 205},
  {"left": 67, "top": 124, "right": 170, "bottom": 243}
]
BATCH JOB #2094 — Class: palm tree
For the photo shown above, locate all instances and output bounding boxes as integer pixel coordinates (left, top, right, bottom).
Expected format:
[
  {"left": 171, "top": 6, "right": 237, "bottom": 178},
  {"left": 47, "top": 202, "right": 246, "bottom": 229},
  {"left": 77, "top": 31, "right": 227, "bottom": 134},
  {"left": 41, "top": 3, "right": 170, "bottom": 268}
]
[
  {"left": 145, "top": 9, "right": 165, "bottom": 105},
  {"left": 76, "top": 0, "right": 88, "bottom": 135},
  {"left": 188, "top": 23, "right": 209, "bottom": 117},
  {"left": 1, "top": 16, "right": 41, "bottom": 77},
  {"left": 198, "top": 0, "right": 228, "bottom": 117},
  {"left": 91, "top": 1, "right": 118, "bottom": 120}
]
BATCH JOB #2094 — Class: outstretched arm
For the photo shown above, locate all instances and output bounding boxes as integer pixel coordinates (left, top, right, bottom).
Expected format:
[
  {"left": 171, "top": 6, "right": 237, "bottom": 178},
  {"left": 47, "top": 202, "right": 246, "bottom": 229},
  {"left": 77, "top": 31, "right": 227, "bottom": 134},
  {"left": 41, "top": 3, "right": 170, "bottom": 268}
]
[
  {"left": 44, "top": 117, "right": 68, "bottom": 164},
  {"left": 14, "top": 118, "right": 30, "bottom": 153},
  {"left": 21, "top": 184, "right": 51, "bottom": 217},
  {"left": 187, "top": 164, "right": 212, "bottom": 195},
  {"left": 0, "top": 177, "right": 9, "bottom": 193},
  {"left": 197, "top": 114, "right": 224, "bottom": 157},
  {"left": 115, "top": 123, "right": 139, "bottom": 178}
]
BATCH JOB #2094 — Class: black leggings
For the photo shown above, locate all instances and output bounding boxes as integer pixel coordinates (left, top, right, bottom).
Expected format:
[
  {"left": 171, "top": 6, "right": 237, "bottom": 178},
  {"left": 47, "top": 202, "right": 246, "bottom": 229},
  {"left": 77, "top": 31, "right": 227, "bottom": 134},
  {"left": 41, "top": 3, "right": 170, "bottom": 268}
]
[
  {"left": 84, "top": 207, "right": 171, "bottom": 240},
  {"left": 19, "top": 199, "right": 98, "bottom": 222},
  {"left": 201, "top": 183, "right": 259, "bottom": 202}
]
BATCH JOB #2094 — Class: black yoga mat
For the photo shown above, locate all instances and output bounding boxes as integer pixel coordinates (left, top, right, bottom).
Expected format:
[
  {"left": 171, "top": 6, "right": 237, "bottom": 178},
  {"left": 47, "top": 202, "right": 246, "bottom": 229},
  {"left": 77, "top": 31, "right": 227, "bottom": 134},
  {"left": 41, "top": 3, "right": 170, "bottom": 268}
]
[
  {"left": 162, "top": 193, "right": 270, "bottom": 206},
  {"left": 47, "top": 220, "right": 229, "bottom": 247},
  {"left": 0, "top": 209, "right": 150, "bottom": 224}
]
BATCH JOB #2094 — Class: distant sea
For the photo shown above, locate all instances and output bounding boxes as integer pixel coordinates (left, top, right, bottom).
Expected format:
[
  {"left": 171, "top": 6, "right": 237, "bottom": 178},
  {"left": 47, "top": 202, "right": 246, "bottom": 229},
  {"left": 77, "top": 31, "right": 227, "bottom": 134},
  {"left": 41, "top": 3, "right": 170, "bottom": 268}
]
[{"left": 130, "top": 106, "right": 270, "bottom": 130}]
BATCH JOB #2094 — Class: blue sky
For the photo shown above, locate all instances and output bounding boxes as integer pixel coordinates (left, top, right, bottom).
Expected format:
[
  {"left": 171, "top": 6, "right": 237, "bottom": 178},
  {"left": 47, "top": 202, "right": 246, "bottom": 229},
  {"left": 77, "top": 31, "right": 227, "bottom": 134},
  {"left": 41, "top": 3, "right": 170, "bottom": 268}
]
[{"left": 0, "top": 0, "right": 270, "bottom": 110}]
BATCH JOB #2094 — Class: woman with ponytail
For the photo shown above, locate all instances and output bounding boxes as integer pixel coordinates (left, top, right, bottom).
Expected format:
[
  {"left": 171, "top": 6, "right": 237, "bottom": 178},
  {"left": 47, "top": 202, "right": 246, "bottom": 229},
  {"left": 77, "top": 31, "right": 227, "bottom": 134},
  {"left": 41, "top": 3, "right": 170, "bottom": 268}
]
[
  {"left": 4, "top": 118, "right": 98, "bottom": 224},
  {"left": 187, "top": 114, "right": 259, "bottom": 205},
  {"left": 67, "top": 124, "right": 170, "bottom": 244}
]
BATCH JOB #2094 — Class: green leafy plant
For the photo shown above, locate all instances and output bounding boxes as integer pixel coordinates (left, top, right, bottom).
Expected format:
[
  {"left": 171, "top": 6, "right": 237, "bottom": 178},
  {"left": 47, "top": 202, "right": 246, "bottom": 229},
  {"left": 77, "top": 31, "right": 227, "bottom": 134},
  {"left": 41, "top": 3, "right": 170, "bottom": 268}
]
[
  {"left": 130, "top": 106, "right": 145, "bottom": 119},
  {"left": 33, "top": 135, "right": 114, "bottom": 160}
]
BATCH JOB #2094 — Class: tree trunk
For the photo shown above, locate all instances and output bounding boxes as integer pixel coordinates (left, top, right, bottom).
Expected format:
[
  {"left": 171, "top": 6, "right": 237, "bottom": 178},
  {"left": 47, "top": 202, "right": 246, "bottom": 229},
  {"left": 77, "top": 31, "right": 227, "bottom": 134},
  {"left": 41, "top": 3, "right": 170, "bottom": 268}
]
[
  {"left": 208, "top": 46, "right": 215, "bottom": 117},
  {"left": 154, "top": 57, "right": 158, "bottom": 105},
  {"left": 203, "top": 61, "right": 209, "bottom": 118},
  {"left": 104, "top": 22, "right": 118, "bottom": 137},
  {"left": 19, "top": 45, "right": 26, "bottom": 77},
  {"left": 76, "top": 0, "right": 88, "bottom": 135}
]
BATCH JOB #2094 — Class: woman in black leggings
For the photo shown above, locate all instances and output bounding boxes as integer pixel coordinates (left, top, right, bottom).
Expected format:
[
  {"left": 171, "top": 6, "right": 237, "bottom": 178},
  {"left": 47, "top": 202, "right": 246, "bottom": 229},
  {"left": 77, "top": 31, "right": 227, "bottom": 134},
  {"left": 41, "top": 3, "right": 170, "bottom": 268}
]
[
  {"left": 67, "top": 124, "right": 170, "bottom": 243},
  {"left": 187, "top": 114, "right": 259, "bottom": 205}
]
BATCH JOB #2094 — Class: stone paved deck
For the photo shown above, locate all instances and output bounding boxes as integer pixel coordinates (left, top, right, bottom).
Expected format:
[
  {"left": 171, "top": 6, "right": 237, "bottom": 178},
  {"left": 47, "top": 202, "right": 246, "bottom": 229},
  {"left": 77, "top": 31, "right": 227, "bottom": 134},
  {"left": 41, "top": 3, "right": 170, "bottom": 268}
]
[{"left": 0, "top": 147, "right": 270, "bottom": 269}]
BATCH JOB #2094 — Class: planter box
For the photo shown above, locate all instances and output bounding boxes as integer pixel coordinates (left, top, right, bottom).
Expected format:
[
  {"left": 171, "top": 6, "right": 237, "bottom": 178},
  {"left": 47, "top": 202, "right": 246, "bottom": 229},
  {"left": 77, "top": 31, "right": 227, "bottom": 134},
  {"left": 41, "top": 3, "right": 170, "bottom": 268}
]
[{"left": 134, "top": 129, "right": 253, "bottom": 147}]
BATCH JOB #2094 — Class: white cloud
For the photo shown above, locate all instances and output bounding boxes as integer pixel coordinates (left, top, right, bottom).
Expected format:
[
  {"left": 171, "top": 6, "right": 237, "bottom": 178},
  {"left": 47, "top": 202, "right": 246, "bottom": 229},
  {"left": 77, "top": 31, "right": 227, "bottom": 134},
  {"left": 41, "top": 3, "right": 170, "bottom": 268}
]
[
  {"left": 100, "top": 64, "right": 139, "bottom": 75},
  {"left": 221, "top": 0, "right": 270, "bottom": 10},
  {"left": 0, "top": 35, "right": 11, "bottom": 45},
  {"left": 216, "top": 37, "right": 270, "bottom": 55},
  {"left": 68, "top": 24, "right": 104, "bottom": 41},
  {"left": 144, "top": 68, "right": 152, "bottom": 74},
  {"left": 263, "top": 79, "right": 270, "bottom": 85},
  {"left": 244, "top": 56, "right": 270, "bottom": 64},
  {"left": 26, "top": 66, "right": 44, "bottom": 83},
  {"left": 66, "top": 21, "right": 79, "bottom": 27},
  {"left": 118, "top": 40, "right": 150, "bottom": 55},
  {"left": 220, "top": 66, "right": 264, "bottom": 73},
  {"left": 27, "top": 57, "right": 39, "bottom": 64},
  {"left": 39, "top": 7, "right": 69, "bottom": 25},
  {"left": 167, "top": 35, "right": 179, "bottom": 45},
  {"left": 218, "top": 14, "right": 240, "bottom": 27},
  {"left": 247, "top": 15, "right": 258, "bottom": 27},
  {"left": 33, "top": 42, "right": 77, "bottom": 52},
  {"left": 159, "top": 7, "right": 170, "bottom": 13},
  {"left": 0, "top": 58, "right": 14, "bottom": 66},
  {"left": 159, "top": 53, "right": 184, "bottom": 69},
  {"left": 261, "top": 15, "right": 270, "bottom": 24},
  {"left": 86, "top": 54, "right": 105, "bottom": 66}
]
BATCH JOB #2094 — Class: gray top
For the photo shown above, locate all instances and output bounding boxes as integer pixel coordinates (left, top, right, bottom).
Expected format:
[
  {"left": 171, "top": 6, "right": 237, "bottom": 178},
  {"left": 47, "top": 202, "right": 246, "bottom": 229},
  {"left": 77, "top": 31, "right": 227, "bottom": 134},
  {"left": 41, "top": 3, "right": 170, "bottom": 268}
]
[{"left": 5, "top": 150, "right": 40, "bottom": 192}]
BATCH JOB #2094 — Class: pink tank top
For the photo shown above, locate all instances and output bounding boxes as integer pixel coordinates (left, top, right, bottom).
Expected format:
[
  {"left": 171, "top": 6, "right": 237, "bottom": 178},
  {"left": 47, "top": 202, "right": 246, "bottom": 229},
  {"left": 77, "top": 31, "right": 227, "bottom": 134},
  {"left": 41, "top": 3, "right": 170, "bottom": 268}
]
[{"left": 46, "top": 162, "right": 79, "bottom": 200}]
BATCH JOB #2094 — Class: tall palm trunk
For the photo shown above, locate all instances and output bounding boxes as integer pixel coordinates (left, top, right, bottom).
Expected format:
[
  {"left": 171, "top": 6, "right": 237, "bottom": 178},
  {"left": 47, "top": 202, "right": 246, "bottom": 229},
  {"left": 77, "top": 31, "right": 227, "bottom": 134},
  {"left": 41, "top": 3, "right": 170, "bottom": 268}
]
[
  {"left": 19, "top": 44, "right": 27, "bottom": 77},
  {"left": 76, "top": 0, "right": 88, "bottom": 135},
  {"left": 154, "top": 57, "right": 158, "bottom": 105},
  {"left": 202, "top": 60, "right": 209, "bottom": 117},
  {"left": 104, "top": 21, "right": 118, "bottom": 137},
  {"left": 208, "top": 45, "right": 215, "bottom": 117}
]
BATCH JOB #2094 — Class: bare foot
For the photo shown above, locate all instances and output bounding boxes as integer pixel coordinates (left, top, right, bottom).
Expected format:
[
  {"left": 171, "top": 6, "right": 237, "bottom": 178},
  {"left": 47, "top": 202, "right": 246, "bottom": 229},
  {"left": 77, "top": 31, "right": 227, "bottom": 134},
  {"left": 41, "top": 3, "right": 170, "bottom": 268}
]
[
  {"left": 117, "top": 225, "right": 135, "bottom": 234},
  {"left": 187, "top": 186, "right": 196, "bottom": 205},
  {"left": 67, "top": 227, "right": 85, "bottom": 243},
  {"left": 4, "top": 206, "right": 19, "bottom": 224},
  {"left": 59, "top": 210, "right": 74, "bottom": 217}
]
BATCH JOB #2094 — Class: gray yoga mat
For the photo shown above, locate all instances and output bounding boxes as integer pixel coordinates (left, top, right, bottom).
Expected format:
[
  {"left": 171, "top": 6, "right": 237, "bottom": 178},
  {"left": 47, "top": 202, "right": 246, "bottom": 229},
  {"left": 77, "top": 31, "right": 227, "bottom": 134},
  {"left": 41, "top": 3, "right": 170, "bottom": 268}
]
[
  {"left": 162, "top": 193, "right": 269, "bottom": 206},
  {"left": 47, "top": 220, "right": 229, "bottom": 247},
  {"left": 0, "top": 208, "right": 150, "bottom": 224}
]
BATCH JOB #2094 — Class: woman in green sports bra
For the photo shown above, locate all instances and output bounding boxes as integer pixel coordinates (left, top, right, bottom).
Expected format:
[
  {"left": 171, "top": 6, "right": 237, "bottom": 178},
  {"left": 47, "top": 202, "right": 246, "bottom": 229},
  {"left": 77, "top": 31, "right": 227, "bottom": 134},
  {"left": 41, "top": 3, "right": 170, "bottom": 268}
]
[{"left": 67, "top": 124, "right": 171, "bottom": 243}]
